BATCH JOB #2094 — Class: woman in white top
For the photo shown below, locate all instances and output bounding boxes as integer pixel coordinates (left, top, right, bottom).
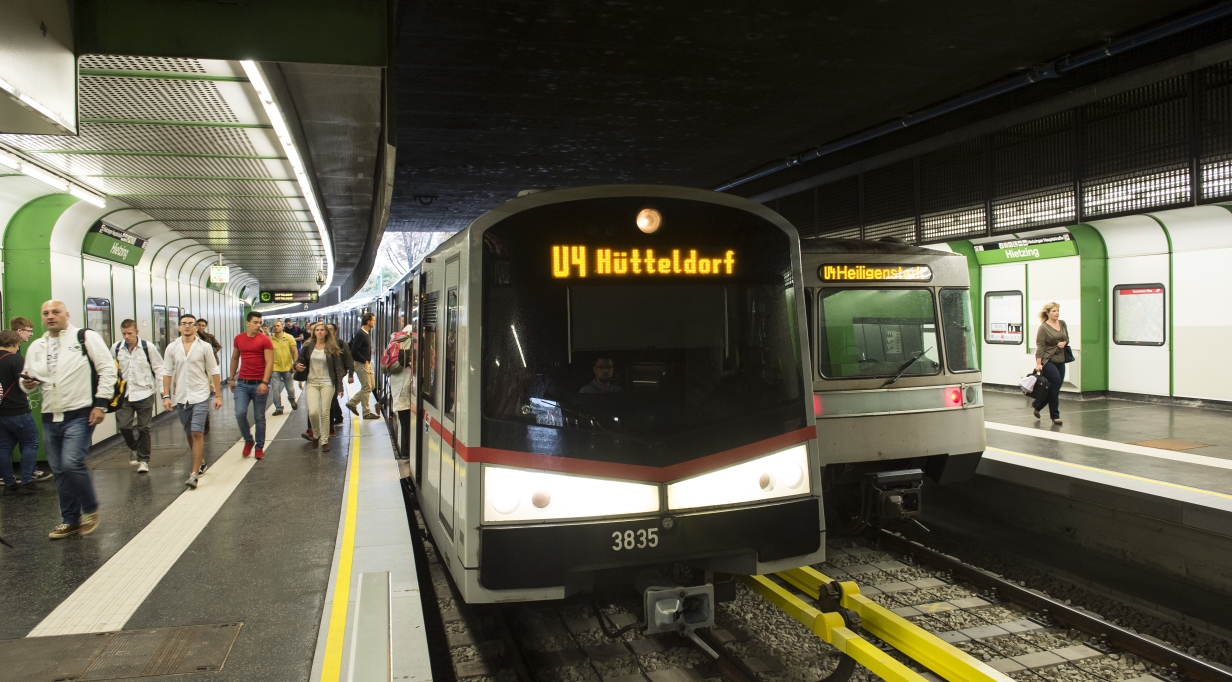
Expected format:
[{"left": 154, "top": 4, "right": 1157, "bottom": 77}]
[{"left": 293, "top": 323, "right": 346, "bottom": 451}]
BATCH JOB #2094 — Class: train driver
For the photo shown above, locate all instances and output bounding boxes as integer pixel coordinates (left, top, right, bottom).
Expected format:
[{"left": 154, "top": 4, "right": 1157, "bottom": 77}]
[{"left": 580, "top": 357, "right": 623, "bottom": 394}]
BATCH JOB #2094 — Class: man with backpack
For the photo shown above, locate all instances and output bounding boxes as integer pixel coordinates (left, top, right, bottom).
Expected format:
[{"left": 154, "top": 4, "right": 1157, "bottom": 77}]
[
  {"left": 20, "top": 300, "right": 118, "bottom": 539},
  {"left": 346, "top": 312, "right": 380, "bottom": 420},
  {"left": 113, "top": 319, "right": 164, "bottom": 474}
]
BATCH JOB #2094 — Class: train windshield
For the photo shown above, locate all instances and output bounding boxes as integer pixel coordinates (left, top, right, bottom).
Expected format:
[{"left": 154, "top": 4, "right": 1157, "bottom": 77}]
[
  {"left": 482, "top": 196, "right": 807, "bottom": 467},
  {"left": 940, "top": 288, "right": 979, "bottom": 372},
  {"left": 817, "top": 288, "right": 942, "bottom": 379}
]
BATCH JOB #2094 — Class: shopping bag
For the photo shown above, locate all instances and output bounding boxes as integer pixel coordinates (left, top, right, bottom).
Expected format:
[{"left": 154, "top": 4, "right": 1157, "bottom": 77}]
[{"left": 1019, "top": 373, "right": 1037, "bottom": 395}]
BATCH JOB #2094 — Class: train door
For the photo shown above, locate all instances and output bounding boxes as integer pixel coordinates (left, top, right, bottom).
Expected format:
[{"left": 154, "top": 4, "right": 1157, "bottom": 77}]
[
  {"left": 438, "top": 257, "right": 461, "bottom": 536},
  {"left": 410, "top": 273, "right": 424, "bottom": 481},
  {"left": 419, "top": 267, "right": 446, "bottom": 536}
]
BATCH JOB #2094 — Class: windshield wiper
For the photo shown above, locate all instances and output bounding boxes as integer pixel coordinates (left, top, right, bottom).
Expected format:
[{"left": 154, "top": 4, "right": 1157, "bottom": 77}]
[{"left": 882, "top": 347, "right": 932, "bottom": 387}]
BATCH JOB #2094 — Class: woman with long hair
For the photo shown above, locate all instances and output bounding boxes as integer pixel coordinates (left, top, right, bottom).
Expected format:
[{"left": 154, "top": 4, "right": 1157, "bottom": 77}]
[
  {"left": 1033, "top": 302, "right": 1069, "bottom": 425},
  {"left": 294, "top": 323, "right": 347, "bottom": 451}
]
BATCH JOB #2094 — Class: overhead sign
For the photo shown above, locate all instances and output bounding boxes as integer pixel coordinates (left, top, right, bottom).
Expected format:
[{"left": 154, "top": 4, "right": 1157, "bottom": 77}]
[
  {"left": 820, "top": 264, "right": 932, "bottom": 282},
  {"left": 210, "top": 264, "right": 230, "bottom": 284},
  {"left": 81, "top": 222, "right": 148, "bottom": 266},
  {"left": 973, "top": 233, "right": 1078, "bottom": 265},
  {"left": 260, "top": 291, "right": 318, "bottom": 303},
  {"left": 551, "top": 246, "right": 736, "bottom": 278}
]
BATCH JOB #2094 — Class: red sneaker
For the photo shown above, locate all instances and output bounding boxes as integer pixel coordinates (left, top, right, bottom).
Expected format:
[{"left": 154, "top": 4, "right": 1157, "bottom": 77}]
[
  {"left": 242, "top": 441, "right": 254, "bottom": 458},
  {"left": 254, "top": 448, "right": 264, "bottom": 460}
]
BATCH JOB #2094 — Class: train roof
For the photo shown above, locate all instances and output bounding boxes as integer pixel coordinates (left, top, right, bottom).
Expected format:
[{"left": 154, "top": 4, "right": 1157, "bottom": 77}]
[{"left": 800, "top": 238, "right": 959, "bottom": 257}]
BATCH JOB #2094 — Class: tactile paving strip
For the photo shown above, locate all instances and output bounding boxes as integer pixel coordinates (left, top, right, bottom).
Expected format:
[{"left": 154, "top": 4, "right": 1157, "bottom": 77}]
[{"left": 0, "top": 623, "right": 241, "bottom": 681}]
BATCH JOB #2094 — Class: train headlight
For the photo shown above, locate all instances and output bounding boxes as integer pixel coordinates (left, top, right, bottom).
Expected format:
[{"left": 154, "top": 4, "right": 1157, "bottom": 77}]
[
  {"left": 666, "top": 443, "right": 810, "bottom": 511},
  {"left": 483, "top": 466, "right": 660, "bottom": 522}
]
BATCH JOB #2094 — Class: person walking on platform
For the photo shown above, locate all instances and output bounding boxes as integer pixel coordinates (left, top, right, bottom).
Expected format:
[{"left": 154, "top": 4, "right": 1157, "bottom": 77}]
[
  {"left": 301, "top": 324, "right": 352, "bottom": 443},
  {"left": 162, "top": 313, "right": 222, "bottom": 489},
  {"left": 285, "top": 318, "right": 304, "bottom": 352},
  {"left": 229, "top": 311, "right": 273, "bottom": 460},
  {"left": 269, "top": 320, "right": 298, "bottom": 416},
  {"left": 0, "top": 330, "right": 42, "bottom": 494},
  {"left": 1033, "top": 302, "right": 1070, "bottom": 426},
  {"left": 4, "top": 316, "right": 52, "bottom": 487},
  {"left": 20, "top": 300, "right": 116, "bottom": 539},
  {"left": 196, "top": 319, "right": 222, "bottom": 435},
  {"left": 112, "top": 319, "right": 164, "bottom": 474},
  {"left": 294, "top": 323, "right": 346, "bottom": 452},
  {"left": 346, "top": 312, "right": 380, "bottom": 420}
]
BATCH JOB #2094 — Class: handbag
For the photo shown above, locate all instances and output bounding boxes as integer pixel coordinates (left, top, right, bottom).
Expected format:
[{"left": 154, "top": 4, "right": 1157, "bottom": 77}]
[
  {"left": 1063, "top": 345, "right": 1075, "bottom": 363},
  {"left": 293, "top": 344, "right": 309, "bottom": 382},
  {"left": 1031, "top": 372, "right": 1051, "bottom": 401}
]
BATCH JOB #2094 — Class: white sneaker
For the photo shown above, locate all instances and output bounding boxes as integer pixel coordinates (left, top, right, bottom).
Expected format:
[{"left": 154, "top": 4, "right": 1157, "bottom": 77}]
[
  {"left": 130, "top": 451, "right": 139, "bottom": 465},
  {"left": 138, "top": 462, "right": 149, "bottom": 474},
  {"left": 185, "top": 475, "right": 198, "bottom": 489}
]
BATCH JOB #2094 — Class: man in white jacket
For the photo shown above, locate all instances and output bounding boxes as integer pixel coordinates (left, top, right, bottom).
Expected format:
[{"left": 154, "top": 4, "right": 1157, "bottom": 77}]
[{"left": 20, "top": 300, "right": 117, "bottom": 540}]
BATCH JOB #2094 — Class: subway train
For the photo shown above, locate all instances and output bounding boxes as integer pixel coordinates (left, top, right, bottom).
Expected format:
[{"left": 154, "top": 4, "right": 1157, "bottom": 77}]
[
  {"left": 316, "top": 185, "right": 826, "bottom": 617},
  {"left": 937, "top": 204, "right": 1232, "bottom": 405},
  {"left": 800, "top": 239, "right": 986, "bottom": 534}
]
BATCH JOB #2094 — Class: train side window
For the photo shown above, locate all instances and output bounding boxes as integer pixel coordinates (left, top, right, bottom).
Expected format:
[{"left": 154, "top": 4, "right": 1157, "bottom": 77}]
[
  {"left": 167, "top": 307, "right": 180, "bottom": 352},
  {"left": 984, "top": 291, "right": 1023, "bottom": 345},
  {"left": 87, "top": 297, "right": 113, "bottom": 346},
  {"left": 444, "top": 287, "right": 459, "bottom": 420},
  {"left": 153, "top": 306, "right": 167, "bottom": 353},
  {"left": 1113, "top": 284, "right": 1166, "bottom": 346},
  {"left": 940, "top": 288, "right": 979, "bottom": 372},
  {"left": 420, "top": 291, "right": 439, "bottom": 407},
  {"left": 804, "top": 288, "right": 815, "bottom": 372}
]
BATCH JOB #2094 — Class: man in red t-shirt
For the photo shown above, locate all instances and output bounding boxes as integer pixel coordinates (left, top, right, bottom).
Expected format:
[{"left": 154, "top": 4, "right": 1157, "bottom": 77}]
[{"left": 229, "top": 311, "right": 274, "bottom": 459}]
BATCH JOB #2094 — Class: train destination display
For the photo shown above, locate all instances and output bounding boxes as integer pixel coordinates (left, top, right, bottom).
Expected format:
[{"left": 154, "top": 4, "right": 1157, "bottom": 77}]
[
  {"left": 551, "top": 246, "right": 736, "bottom": 278},
  {"left": 259, "top": 291, "right": 319, "bottom": 303},
  {"left": 819, "top": 264, "right": 932, "bottom": 282}
]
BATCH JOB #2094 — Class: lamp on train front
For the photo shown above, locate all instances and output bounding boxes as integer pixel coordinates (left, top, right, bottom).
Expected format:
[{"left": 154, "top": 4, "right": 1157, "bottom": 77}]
[{"left": 636, "top": 208, "right": 662, "bottom": 233}]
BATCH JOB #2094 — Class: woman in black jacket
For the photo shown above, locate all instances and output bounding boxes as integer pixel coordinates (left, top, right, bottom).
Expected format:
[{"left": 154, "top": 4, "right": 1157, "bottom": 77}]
[{"left": 294, "top": 323, "right": 347, "bottom": 451}]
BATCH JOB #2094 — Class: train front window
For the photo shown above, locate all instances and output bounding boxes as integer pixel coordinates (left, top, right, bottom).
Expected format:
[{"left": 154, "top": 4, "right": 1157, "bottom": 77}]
[
  {"left": 940, "top": 288, "right": 979, "bottom": 372},
  {"left": 817, "top": 288, "right": 941, "bottom": 379},
  {"left": 481, "top": 196, "right": 807, "bottom": 467}
]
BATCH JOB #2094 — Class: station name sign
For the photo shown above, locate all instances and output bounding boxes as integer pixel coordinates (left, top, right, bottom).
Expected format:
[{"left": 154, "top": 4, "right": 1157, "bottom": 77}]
[
  {"left": 259, "top": 291, "right": 318, "bottom": 303},
  {"left": 820, "top": 264, "right": 933, "bottom": 282},
  {"left": 82, "top": 221, "right": 148, "bottom": 266},
  {"left": 551, "top": 246, "right": 736, "bottom": 278},
  {"left": 973, "top": 233, "right": 1077, "bottom": 265}
]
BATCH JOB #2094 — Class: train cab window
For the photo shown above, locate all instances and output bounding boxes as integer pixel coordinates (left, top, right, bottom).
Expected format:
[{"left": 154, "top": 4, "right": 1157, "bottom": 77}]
[
  {"left": 86, "top": 298, "right": 113, "bottom": 346},
  {"left": 984, "top": 291, "right": 1023, "bottom": 344},
  {"left": 479, "top": 197, "right": 807, "bottom": 466},
  {"left": 940, "top": 288, "right": 979, "bottom": 372},
  {"left": 443, "top": 287, "right": 459, "bottom": 420},
  {"left": 153, "top": 306, "right": 167, "bottom": 352},
  {"left": 817, "top": 289, "right": 941, "bottom": 379},
  {"left": 1113, "top": 284, "right": 1166, "bottom": 346}
]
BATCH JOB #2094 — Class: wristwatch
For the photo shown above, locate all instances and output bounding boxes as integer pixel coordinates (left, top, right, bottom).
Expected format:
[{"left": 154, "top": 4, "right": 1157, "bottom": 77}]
[{"left": 161, "top": 395, "right": 171, "bottom": 401}]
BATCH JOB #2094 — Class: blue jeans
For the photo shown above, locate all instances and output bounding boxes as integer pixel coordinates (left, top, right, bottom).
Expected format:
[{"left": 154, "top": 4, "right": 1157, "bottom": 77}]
[
  {"left": 270, "top": 370, "right": 297, "bottom": 410},
  {"left": 233, "top": 381, "right": 268, "bottom": 448},
  {"left": 44, "top": 415, "right": 98, "bottom": 525},
  {"left": 0, "top": 412, "right": 40, "bottom": 485}
]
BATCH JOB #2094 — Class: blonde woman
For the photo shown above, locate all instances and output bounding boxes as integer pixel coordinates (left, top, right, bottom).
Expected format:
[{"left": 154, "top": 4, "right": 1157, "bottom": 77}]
[
  {"left": 293, "top": 323, "right": 347, "bottom": 451},
  {"left": 1033, "top": 302, "right": 1069, "bottom": 425}
]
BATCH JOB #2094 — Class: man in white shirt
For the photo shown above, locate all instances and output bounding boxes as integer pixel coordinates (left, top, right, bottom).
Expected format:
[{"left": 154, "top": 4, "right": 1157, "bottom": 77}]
[
  {"left": 161, "top": 313, "right": 222, "bottom": 490},
  {"left": 20, "top": 300, "right": 117, "bottom": 540},
  {"left": 112, "top": 319, "right": 164, "bottom": 474}
]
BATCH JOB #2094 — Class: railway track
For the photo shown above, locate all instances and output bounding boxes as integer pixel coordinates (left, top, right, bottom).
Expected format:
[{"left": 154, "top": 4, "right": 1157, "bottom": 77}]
[{"left": 404, "top": 488, "right": 1231, "bottom": 682}]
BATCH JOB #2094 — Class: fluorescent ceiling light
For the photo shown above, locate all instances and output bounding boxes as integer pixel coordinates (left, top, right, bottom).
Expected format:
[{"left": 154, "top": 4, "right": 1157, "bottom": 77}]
[
  {"left": 240, "top": 60, "right": 335, "bottom": 294},
  {"left": 19, "top": 163, "right": 69, "bottom": 192},
  {"left": 69, "top": 185, "right": 106, "bottom": 207},
  {"left": 0, "top": 76, "right": 73, "bottom": 131}
]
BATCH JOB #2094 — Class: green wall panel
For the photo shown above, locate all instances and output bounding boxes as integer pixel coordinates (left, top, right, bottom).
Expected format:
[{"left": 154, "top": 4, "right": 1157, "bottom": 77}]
[
  {"left": 3, "top": 194, "right": 79, "bottom": 463},
  {"left": 1067, "top": 223, "right": 1108, "bottom": 393}
]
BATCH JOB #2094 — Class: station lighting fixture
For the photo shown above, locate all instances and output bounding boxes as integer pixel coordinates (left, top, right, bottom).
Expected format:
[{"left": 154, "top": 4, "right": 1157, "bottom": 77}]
[
  {"left": 0, "top": 146, "right": 107, "bottom": 207},
  {"left": 483, "top": 466, "right": 660, "bottom": 522},
  {"left": 240, "top": 60, "right": 335, "bottom": 294},
  {"left": 0, "top": 76, "right": 75, "bottom": 133},
  {"left": 666, "top": 443, "right": 810, "bottom": 510}
]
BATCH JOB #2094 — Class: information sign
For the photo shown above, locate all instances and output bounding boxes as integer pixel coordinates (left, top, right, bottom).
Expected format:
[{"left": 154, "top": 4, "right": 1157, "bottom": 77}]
[
  {"left": 210, "top": 265, "right": 230, "bottom": 284},
  {"left": 1114, "top": 286, "right": 1165, "bottom": 345},
  {"left": 81, "top": 222, "right": 148, "bottom": 266},
  {"left": 259, "top": 291, "right": 318, "bottom": 303},
  {"left": 551, "top": 246, "right": 736, "bottom": 278},
  {"left": 973, "top": 234, "right": 1077, "bottom": 265},
  {"left": 986, "top": 292, "right": 1024, "bottom": 343}
]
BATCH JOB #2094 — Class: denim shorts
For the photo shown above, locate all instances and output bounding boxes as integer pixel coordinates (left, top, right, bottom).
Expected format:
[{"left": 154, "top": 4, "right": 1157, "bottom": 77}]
[{"left": 177, "top": 397, "right": 212, "bottom": 434}]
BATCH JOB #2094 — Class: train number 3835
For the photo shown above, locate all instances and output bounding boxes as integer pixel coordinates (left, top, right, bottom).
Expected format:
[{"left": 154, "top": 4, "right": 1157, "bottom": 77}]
[{"left": 611, "top": 528, "right": 659, "bottom": 551}]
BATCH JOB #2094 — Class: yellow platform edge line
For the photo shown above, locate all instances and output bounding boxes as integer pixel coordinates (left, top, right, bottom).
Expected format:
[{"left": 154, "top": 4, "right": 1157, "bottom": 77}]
[
  {"left": 320, "top": 416, "right": 363, "bottom": 682},
  {"left": 784, "top": 566, "right": 1013, "bottom": 682},
  {"left": 986, "top": 447, "right": 1232, "bottom": 502},
  {"left": 741, "top": 574, "right": 930, "bottom": 682}
]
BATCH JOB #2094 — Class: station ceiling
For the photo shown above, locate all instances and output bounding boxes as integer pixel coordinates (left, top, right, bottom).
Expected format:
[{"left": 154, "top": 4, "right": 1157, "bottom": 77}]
[{"left": 388, "top": 0, "right": 1214, "bottom": 234}]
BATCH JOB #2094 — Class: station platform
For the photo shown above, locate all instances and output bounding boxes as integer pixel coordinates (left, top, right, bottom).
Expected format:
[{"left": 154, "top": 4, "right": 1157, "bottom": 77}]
[
  {"left": 928, "top": 389, "right": 1232, "bottom": 635},
  {"left": 0, "top": 390, "right": 430, "bottom": 682}
]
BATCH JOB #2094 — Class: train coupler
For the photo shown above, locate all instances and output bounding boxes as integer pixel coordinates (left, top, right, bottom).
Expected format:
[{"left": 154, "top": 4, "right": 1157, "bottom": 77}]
[
  {"left": 863, "top": 469, "right": 924, "bottom": 524},
  {"left": 638, "top": 572, "right": 716, "bottom": 655}
]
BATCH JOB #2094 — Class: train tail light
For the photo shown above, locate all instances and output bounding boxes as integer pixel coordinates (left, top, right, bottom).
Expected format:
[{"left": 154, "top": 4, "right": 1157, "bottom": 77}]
[
  {"left": 943, "top": 386, "right": 963, "bottom": 408},
  {"left": 813, "top": 394, "right": 823, "bottom": 417}
]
